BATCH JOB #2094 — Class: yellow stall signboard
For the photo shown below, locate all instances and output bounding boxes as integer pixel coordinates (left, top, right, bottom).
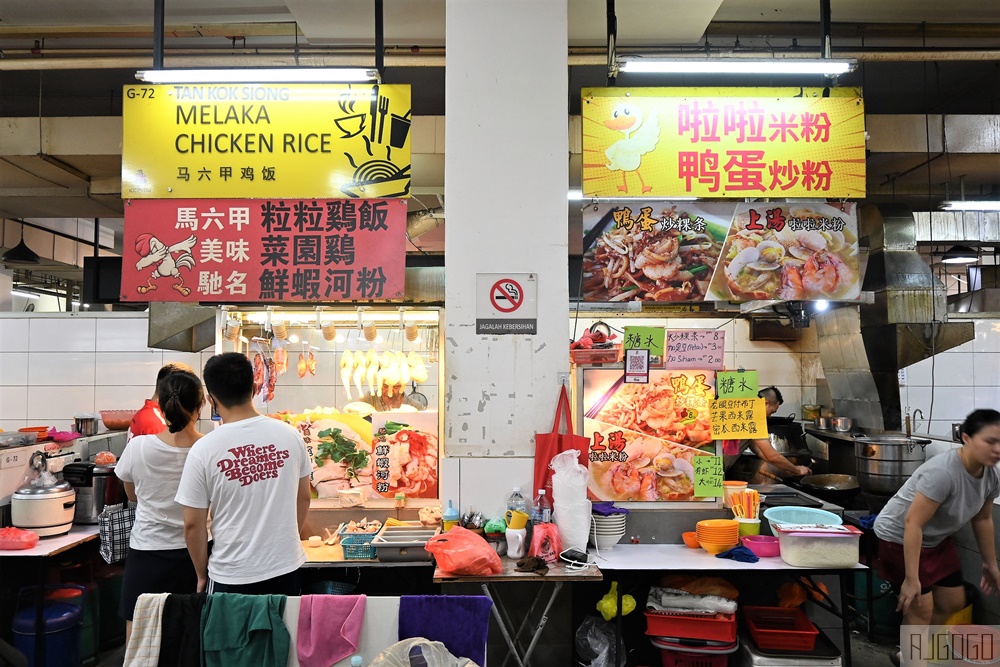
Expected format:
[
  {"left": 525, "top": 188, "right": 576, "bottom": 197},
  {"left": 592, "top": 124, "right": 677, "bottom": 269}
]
[
  {"left": 582, "top": 87, "right": 865, "bottom": 199},
  {"left": 710, "top": 397, "right": 768, "bottom": 440},
  {"left": 122, "top": 83, "right": 411, "bottom": 199}
]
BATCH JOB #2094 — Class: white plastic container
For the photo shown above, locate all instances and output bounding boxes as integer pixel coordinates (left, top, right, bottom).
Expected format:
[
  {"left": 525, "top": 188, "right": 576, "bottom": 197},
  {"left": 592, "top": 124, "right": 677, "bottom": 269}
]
[{"left": 772, "top": 524, "right": 862, "bottom": 568}]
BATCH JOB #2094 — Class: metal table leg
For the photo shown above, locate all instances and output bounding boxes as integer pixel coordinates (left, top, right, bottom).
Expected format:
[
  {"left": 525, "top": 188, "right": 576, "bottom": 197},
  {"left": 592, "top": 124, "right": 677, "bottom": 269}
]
[
  {"left": 482, "top": 580, "right": 565, "bottom": 667},
  {"left": 499, "top": 583, "right": 548, "bottom": 667},
  {"left": 841, "top": 572, "right": 853, "bottom": 667},
  {"left": 480, "top": 583, "right": 525, "bottom": 667}
]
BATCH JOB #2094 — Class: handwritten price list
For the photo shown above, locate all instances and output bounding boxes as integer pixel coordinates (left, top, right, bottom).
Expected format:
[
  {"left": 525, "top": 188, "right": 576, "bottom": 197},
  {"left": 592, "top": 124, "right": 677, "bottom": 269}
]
[
  {"left": 665, "top": 330, "right": 725, "bottom": 370},
  {"left": 694, "top": 455, "right": 724, "bottom": 496}
]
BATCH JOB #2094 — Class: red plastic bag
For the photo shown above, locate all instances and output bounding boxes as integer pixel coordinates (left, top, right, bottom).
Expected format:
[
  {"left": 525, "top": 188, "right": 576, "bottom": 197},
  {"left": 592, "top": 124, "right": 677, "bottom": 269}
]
[
  {"left": 425, "top": 526, "right": 502, "bottom": 576},
  {"left": 528, "top": 523, "right": 562, "bottom": 563},
  {"left": 534, "top": 386, "right": 589, "bottom": 496},
  {"left": 0, "top": 527, "right": 39, "bottom": 551}
]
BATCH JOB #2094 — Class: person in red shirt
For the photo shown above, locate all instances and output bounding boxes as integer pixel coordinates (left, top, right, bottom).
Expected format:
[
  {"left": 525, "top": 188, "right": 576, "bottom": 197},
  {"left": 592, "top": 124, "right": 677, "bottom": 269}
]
[{"left": 128, "top": 363, "right": 194, "bottom": 441}]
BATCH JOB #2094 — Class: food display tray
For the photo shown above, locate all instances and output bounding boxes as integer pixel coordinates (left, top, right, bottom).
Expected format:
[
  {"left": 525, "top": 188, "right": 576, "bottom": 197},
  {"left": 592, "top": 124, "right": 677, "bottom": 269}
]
[{"left": 372, "top": 524, "right": 440, "bottom": 562}]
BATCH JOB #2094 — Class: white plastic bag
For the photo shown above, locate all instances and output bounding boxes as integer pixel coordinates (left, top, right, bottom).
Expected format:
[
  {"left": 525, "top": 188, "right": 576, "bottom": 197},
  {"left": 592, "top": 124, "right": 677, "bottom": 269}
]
[
  {"left": 554, "top": 499, "right": 591, "bottom": 552},
  {"left": 367, "top": 638, "right": 479, "bottom": 667},
  {"left": 550, "top": 448, "right": 588, "bottom": 506}
]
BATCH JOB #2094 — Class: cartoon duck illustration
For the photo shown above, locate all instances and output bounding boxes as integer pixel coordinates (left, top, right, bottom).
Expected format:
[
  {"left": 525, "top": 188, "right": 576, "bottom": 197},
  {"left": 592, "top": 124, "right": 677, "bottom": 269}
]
[
  {"left": 604, "top": 102, "right": 659, "bottom": 193},
  {"left": 133, "top": 233, "right": 197, "bottom": 296}
]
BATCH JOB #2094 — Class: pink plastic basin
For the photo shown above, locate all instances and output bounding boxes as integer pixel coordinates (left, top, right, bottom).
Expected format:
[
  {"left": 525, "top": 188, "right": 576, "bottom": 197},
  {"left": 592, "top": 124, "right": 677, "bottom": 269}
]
[{"left": 741, "top": 535, "right": 780, "bottom": 558}]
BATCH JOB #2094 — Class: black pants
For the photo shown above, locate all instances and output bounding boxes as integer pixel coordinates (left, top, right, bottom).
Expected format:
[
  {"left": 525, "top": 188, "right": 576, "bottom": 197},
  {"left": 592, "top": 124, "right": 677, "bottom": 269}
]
[{"left": 209, "top": 569, "right": 301, "bottom": 596}]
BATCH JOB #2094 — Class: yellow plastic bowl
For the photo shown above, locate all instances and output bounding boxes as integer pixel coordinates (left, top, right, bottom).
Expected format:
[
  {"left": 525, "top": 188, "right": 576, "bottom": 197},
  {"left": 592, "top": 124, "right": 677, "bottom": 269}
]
[{"left": 700, "top": 540, "right": 738, "bottom": 555}]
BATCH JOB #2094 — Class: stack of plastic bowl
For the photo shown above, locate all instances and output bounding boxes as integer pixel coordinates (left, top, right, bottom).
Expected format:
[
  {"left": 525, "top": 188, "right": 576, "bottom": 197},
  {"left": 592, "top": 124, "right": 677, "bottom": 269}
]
[
  {"left": 695, "top": 519, "right": 739, "bottom": 554},
  {"left": 589, "top": 513, "right": 627, "bottom": 550}
]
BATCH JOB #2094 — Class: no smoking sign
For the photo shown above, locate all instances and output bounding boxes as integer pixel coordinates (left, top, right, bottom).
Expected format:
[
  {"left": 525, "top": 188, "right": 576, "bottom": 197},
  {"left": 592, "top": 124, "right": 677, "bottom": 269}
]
[{"left": 476, "top": 273, "right": 537, "bottom": 335}]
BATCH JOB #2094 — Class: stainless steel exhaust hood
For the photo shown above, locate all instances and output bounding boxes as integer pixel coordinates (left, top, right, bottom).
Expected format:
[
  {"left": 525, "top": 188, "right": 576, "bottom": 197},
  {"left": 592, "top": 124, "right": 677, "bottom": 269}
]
[{"left": 816, "top": 204, "right": 973, "bottom": 431}]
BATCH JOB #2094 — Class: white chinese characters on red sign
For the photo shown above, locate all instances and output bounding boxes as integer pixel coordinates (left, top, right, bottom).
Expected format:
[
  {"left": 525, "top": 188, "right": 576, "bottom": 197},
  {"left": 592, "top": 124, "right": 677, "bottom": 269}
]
[{"left": 121, "top": 198, "right": 407, "bottom": 302}]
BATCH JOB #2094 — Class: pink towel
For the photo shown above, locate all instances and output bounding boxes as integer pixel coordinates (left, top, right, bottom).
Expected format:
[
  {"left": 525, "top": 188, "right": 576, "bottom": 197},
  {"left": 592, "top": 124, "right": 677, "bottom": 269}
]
[{"left": 297, "top": 594, "right": 366, "bottom": 667}]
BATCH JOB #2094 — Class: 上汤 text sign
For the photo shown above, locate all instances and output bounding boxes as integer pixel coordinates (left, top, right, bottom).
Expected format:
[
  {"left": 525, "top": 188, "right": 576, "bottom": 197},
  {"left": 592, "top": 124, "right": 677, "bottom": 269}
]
[
  {"left": 582, "top": 87, "right": 865, "bottom": 199},
  {"left": 122, "top": 83, "right": 411, "bottom": 199},
  {"left": 120, "top": 198, "right": 407, "bottom": 302}
]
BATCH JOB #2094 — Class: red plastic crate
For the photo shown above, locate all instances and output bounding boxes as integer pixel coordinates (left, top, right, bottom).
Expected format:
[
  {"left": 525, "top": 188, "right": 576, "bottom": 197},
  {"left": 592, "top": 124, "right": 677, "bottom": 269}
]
[
  {"left": 742, "top": 606, "right": 819, "bottom": 652},
  {"left": 658, "top": 648, "right": 728, "bottom": 667},
  {"left": 644, "top": 611, "right": 737, "bottom": 643}
]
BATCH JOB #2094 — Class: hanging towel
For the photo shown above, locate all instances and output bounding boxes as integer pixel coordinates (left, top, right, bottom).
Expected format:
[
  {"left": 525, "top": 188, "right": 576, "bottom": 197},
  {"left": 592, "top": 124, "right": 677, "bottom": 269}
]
[
  {"left": 201, "top": 593, "right": 289, "bottom": 667},
  {"left": 157, "top": 593, "right": 206, "bottom": 667},
  {"left": 398, "top": 596, "right": 492, "bottom": 667},
  {"left": 124, "top": 593, "right": 169, "bottom": 667},
  {"left": 296, "top": 595, "right": 366, "bottom": 667}
]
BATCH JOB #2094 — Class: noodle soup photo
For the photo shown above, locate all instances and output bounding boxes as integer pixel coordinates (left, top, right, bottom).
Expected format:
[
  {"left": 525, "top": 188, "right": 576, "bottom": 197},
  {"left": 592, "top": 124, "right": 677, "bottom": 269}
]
[
  {"left": 585, "top": 421, "right": 712, "bottom": 502},
  {"left": 707, "top": 202, "right": 860, "bottom": 302},
  {"left": 582, "top": 203, "right": 732, "bottom": 302}
]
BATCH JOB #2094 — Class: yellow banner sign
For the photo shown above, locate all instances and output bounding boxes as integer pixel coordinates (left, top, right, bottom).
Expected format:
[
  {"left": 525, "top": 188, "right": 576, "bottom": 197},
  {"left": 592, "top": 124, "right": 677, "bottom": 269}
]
[
  {"left": 582, "top": 87, "right": 865, "bottom": 199},
  {"left": 122, "top": 83, "right": 411, "bottom": 199}
]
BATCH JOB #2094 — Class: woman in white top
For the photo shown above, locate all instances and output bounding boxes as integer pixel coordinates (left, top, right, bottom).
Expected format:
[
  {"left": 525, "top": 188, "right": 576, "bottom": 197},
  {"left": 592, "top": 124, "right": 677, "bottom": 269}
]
[{"left": 115, "top": 368, "right": 205, "bottom": 648}]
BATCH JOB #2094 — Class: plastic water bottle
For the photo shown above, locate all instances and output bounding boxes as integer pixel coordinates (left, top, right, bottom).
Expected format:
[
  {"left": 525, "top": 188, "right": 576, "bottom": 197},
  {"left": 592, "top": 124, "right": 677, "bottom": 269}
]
[
  {"left": 506, "top": 487, "right": 529, "bottom": 514},
  {"left": 532, "top": 489, "right": 552, "bottom": 523}
]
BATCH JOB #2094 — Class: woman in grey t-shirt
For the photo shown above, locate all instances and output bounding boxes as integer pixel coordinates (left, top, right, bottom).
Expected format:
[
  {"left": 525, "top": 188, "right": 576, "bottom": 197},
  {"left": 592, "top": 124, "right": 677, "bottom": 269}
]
[{"left": 873, "top": 409, "right": 1000, "bottom": 650}]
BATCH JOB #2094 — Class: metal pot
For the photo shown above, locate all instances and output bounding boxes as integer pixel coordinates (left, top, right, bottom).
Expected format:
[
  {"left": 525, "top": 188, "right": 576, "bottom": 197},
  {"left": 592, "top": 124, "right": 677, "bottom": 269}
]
[
  {"left": 799, "top": 474, "right": 861, "bottom": 506},
  {"left": 854, "top": 435, "right": 930, "bottom": 495},
  {"left": 74, "top": 417, "right": 98, "bottom": 436},
  {"left": 814, "top": 416, "right": 831, "bottom": 430},
  {"left": 832, "top": 417, "right": 853, "bottom": 432},
  {"left": 767, "top": 418, "right": 806, "bottom": 455}
]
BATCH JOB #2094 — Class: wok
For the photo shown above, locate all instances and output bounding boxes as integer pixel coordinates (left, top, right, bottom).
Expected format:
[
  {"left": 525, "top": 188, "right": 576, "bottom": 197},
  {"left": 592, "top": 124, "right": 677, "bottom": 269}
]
[{"left": 798, "top": 474, "right": 861, "bottom": 506}]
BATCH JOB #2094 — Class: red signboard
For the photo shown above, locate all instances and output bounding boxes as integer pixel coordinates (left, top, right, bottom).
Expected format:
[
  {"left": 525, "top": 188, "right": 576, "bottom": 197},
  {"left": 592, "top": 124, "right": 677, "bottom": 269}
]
[{"left": 121, "top": 198, "right": 407, "bottom": 302}]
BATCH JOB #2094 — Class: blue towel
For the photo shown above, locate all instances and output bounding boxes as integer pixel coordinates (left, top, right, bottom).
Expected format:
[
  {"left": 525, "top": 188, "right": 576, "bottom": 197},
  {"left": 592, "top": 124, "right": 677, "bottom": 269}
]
[
  {"left": 715, "top": 546, "right": 759, "bottom": 563},
  {"left": 858, "top": 514, "right": 878, "bottom": 530},
  {"left": 399, "top": 595, "right": 492, "bottom": 666},
  {"left": 592, "top": 502, "right": 630, "bottom": 516}
]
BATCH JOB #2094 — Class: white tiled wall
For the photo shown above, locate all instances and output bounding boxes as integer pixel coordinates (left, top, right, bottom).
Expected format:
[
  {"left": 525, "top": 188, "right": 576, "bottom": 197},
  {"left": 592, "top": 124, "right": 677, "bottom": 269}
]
[
  {"left": 0, "top": 313, "right": 214, "bottom": 433},
  {"left": 901, "top": 319, "right": 1000, "bottom": 438}
]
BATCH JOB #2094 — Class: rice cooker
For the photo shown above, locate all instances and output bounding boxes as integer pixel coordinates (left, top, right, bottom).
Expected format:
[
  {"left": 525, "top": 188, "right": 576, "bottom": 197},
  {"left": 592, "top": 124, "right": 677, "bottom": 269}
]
[
  {"left": 11, "top": 481, "right": 76, "bottom": 537},
  {"left": 62, "top": 462, "right": 124, "bottom": 525}
]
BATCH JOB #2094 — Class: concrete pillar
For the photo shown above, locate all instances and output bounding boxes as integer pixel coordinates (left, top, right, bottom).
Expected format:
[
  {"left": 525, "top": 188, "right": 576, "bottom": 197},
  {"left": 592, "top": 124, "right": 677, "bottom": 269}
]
[
  {"left": 0, "top": 270, "right": 12, "bottom": 311},
  {"left": 444, "top": 1, "right": 569, "bottom": 480}
]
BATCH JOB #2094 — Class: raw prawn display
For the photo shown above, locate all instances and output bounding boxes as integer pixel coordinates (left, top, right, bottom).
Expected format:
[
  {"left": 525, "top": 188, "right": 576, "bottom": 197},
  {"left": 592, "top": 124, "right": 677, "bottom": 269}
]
[
  {"left": 585, "top": 422, "right": 710, "bottom": 501},
  {"left": 582, "top": 204, "right": 726, "bottom": 302},
  {"left": 707, "top": 202, "right": 860, "bottom": 302},
  {"left": 584, "top": 369, "right": 715, "bottom": 450}
]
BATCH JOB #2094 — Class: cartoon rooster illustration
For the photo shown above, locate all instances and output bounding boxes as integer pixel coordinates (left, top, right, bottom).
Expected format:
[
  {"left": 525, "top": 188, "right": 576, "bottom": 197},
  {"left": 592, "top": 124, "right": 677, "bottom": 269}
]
[
  {"left": 134, "top": 233, "right": 197, "bottom": 296},
  {"left": 604, "top": 102, "right": 659, "bottom": 193}
]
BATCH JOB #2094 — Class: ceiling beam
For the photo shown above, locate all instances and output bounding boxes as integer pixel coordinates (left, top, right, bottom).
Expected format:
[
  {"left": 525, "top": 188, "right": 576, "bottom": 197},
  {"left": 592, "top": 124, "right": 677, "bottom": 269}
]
[
  {"left": 0, "top": 22, "right": 303, "bottom": 40},
  {"left": 707, "top": 21, "right": 1000, "bottom": 40}
]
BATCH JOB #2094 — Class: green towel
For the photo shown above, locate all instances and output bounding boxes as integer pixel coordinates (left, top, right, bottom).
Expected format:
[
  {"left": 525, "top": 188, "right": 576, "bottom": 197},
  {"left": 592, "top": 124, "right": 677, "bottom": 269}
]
[{"left": 201, "top": 593, "right": 289, "bottom": 667}]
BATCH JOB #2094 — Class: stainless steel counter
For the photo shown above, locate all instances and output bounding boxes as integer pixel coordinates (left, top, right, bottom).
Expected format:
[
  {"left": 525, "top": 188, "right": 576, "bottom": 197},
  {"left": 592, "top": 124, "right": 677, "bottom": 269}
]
[{"left": 750, "top": 483, "right": 844, "bottom": 515}]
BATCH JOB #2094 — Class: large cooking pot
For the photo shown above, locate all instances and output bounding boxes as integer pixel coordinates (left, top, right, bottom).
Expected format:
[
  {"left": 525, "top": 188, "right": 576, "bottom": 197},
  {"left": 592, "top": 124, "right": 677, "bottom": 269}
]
[
  {"left": 799, "top": 474, "right": 861, "bottom": 506},
  {"left": 63, "top": 462, "right": 124, "bottom": 525},
  {"left": 854, "top": 435, "right": 930, "bottom": 495}
]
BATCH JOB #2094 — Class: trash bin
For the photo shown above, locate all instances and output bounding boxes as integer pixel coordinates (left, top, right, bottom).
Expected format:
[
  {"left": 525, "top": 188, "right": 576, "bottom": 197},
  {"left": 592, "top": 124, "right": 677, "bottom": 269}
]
[{"left": 11, "top": 587, "right": 83, "bottom": 667}]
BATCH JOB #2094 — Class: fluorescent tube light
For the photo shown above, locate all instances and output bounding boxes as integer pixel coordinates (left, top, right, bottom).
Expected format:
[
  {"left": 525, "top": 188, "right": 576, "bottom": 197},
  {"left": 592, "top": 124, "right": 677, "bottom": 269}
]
[
  {"left": 135, "top": 68, "right": 379, "bottom": 84},
  {"left": 11, "top": 290, "right": 39, "bottom": 299},
  {"left": 939, "top": 200, "right": 1000, "bottom": 212},
  {"left": 620, "top": 58, "right": 856, "bottom": 76},
  {"left": 940, "top": 245, "right": 979, "bottom": 265}
]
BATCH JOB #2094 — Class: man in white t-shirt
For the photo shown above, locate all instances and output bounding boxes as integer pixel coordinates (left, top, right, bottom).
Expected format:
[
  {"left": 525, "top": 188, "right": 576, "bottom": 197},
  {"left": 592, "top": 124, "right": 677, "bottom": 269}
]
[{"left": 176, "top": 352, "right": 312, "bottom": 595}]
